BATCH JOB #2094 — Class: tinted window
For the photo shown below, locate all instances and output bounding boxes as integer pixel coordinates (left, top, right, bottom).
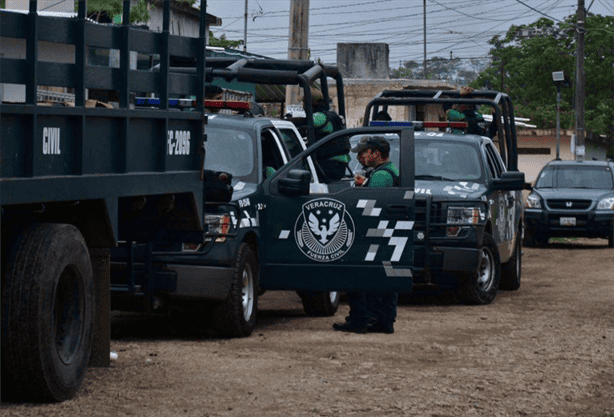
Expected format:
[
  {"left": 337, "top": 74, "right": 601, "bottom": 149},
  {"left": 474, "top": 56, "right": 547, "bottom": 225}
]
[
  {"left": 535, "top": 166, "right": 555, "bottom": 188},
  {"left": 537, "top": 165, "right": 614, "bottom": 189},
  {"left": 205, "top": 127, "right": 255, "bottom": 179},
  {"left": 348, "top": 135, "right": 482, "bottom": 181},
  {"left": 278, "top": 128, "right": 303, "bottom": 158}
]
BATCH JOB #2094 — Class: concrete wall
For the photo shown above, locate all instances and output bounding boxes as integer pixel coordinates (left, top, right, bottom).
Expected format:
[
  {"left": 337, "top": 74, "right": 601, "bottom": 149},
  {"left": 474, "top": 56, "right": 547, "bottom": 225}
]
[{"left": 337, "top": 43, "right": 390, "bottom": 79}]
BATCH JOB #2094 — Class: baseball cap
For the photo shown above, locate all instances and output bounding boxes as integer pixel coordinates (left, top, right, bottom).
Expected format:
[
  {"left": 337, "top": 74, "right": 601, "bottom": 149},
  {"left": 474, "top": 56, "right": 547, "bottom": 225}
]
[{"left": 351, "top": 136, "right": 390, "bottom": 154}]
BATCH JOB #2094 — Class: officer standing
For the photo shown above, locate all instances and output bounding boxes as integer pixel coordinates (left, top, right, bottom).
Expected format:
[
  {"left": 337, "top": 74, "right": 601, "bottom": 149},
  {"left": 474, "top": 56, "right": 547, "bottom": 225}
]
[{"left": 333, "top": 136, "right": 399, "bottom": 334}]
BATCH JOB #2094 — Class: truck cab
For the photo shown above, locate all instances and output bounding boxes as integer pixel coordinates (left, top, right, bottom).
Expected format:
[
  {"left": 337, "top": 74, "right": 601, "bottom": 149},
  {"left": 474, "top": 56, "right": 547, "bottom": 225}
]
[{"left": 110, "top": 114, "right": 334, "bottom": 337}]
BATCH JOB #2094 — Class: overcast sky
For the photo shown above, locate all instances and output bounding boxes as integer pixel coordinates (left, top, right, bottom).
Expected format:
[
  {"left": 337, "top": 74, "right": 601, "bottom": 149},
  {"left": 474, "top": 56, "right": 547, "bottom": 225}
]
[{"left": 206, "top": 0, "right": 614, "bottom": 67}]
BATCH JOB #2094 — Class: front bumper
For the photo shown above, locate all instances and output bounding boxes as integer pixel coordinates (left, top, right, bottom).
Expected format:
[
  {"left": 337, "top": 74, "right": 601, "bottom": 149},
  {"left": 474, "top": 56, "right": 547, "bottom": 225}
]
[
  {"left": 413, "top": 244, "right": 481, "bottom": 290},
  {"left": 525, "top": 208, "right": 614, "bottom": 238}
]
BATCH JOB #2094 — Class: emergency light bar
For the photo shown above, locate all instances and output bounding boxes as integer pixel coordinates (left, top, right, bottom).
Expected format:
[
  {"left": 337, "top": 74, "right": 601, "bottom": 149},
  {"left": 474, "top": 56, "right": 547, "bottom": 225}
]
[
  {"left": 135, "top": 97, "right": 251, "bottom": 111},
  {"left": 369, "top": 120, "right": 468, "bottom": 128}
]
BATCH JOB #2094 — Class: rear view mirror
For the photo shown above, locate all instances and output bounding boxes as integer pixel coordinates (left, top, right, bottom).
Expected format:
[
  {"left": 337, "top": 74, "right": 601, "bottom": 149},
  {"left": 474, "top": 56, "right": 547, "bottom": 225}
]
[
  {"left": 279, "top": 169, "right": 312, "bottom": 196},
  {"left": 493, "top": 171, "right": 525, "bottom": 191}
]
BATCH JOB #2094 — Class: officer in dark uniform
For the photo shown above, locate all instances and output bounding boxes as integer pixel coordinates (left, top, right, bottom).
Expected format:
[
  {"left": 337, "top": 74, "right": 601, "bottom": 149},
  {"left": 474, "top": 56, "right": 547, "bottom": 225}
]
[{"left": 333, "top": 136, "right": 399, "bottom": 334}]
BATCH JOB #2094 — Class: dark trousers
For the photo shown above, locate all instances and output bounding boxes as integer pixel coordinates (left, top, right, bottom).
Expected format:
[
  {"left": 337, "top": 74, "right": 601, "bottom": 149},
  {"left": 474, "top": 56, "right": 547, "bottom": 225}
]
[{"left": 346, "top": 292, "right": 398, "bottom": 327}]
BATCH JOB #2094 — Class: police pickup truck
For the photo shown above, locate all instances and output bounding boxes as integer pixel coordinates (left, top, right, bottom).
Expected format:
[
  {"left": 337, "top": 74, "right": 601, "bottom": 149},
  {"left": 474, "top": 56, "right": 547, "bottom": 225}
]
[
  {"left": 110, "top": 112, "right": 337, "bottom": 337},
  {"left": 350, "top": 89, "right": 526, "bottom": 304}
]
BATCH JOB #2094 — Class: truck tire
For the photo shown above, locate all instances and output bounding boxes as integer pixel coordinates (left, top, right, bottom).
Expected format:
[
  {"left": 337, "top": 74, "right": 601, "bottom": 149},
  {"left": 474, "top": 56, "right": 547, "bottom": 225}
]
[
  {"left": 458, "top": 233, "right": 500, "bottom": 305},
  {"left": 214, "top": 243, "right": 258, "bottom": 337},
  {"left": 2, "top": 224, "right": 94, "bottom": 402},
  {"left": 608, "top": 222, "right": 614, "bottom": 248},
  {"left": 500, "top": 234, "right": 521, "bottom": 291},
  {"left": 297, "top": 291, "right": 340, "bottom": 316}
]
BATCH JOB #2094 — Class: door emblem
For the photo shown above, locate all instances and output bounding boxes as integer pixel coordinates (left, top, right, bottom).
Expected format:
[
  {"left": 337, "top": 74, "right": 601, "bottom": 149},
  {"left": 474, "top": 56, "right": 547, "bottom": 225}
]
[
  {"left": 566, "top": 201, "right": 573, "bottom": 208},
  {"left": 295, "top": 198, "right": 355, "bottom": 262}
]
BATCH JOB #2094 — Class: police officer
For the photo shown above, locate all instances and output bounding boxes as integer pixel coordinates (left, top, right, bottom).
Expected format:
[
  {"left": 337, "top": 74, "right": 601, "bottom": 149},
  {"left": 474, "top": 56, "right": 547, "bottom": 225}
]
[
  {"left": 332, "top": 136, "right": 399, "bottom": 334},
  {"left": 309, "top": 88, "right": 350, "bottom": 181}
]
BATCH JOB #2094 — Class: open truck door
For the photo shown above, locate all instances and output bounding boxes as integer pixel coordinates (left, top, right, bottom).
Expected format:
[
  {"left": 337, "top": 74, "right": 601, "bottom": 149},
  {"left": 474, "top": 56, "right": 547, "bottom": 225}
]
[{"left": 258, "top": 127, "right": 416, "bottom": 293}]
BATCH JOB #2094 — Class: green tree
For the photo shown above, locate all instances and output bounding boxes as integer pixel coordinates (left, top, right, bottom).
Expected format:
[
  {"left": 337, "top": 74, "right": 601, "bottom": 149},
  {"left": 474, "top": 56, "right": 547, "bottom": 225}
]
[
  {"left": 390, "top": 60, "right": 420, "bottom": 79},
  {"left": 472, "top": 15, "right": 614, "bottom": 135},
  {"left": 209, "top": 31, "right": 243, "bottom": 49},
  {"left": 81, "top": 0, "right": 150, "bottom": 23}
]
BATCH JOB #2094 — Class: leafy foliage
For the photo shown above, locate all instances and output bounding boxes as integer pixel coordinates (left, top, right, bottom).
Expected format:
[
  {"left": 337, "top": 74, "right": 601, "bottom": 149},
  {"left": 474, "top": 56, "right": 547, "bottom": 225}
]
[
  {"left": 391, "top": 57, "right": 488, "bottom": 85},
  {"left": 472, "top": 15, "right": 614, "bottom": 135},
  {"left": 82, "top": 0, "right": 150, "bottom": 23},
  {"left": 209, "top": 31, "right": 243, "bottom": 49},
  {"left": 390, "top": 60, "right": 420, "bottom": 79}
]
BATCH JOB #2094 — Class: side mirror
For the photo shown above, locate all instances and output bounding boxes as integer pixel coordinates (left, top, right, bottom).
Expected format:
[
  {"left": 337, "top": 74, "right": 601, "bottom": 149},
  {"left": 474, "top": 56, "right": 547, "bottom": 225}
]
[
  {"left": 493, "top": 171, "right": 525, "bottom": 191},
  {"left": 278, "top": 169, "right": 312, "bottom": 196},
  {"left": 523, "top": 182, "right": 533, "bottom": 191}
]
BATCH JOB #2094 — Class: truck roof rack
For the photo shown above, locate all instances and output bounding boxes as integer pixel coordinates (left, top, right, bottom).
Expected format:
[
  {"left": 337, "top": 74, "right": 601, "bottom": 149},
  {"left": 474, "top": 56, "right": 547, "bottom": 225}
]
[{"left": 362, "top": 89, "right": 519, "bottom": 171}]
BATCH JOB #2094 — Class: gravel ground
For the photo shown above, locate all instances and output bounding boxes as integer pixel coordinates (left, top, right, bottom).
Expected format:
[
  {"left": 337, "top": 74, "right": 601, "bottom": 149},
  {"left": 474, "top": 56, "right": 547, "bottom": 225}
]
[{"left": 2, "top": 238, "right": 613, "bottom": 417}]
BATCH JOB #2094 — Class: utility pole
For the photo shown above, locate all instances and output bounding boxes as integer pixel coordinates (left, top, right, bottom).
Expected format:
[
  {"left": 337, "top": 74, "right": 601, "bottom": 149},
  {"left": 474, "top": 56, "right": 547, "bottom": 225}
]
[
  {"left": 286, "top": 0, "right": 310, "bottom": 108},
  {"left": 243, "top": 0, "right": 248, "bottom": 52},
  {"left": 423, "top": 0, "right": 427, "bottom": 79},
  {"left": 575, "top": 0, "right": 586, "bottom": 161}
]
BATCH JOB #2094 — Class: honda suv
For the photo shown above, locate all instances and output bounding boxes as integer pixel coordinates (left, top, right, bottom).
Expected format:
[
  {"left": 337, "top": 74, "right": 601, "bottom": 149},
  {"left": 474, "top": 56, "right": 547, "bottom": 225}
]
[{"left": 524, "top": 159, "right": 614, "bottom": 247}]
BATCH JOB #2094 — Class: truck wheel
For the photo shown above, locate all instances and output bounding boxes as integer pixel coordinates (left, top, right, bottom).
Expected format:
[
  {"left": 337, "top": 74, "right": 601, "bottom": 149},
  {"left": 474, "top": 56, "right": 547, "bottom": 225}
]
[
  {"left": 500, "top": 234, "right": 522, "bottom": 291},
  {"left": 297, "top": 291, "right": 340, "bottom": 316},
  {"left": 2, "top": 224, "right": 94, "bottom": 402},
  {"left": 214, "top": 243, "right": 258, "bottom": 337},
  {"left": 458, "top": 233, "right": 500, "bottom": 305}
]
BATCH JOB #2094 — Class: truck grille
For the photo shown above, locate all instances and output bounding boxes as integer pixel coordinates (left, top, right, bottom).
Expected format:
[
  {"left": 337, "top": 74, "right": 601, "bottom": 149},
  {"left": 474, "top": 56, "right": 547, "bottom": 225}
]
[{"left": 546, "top": 199, "right": 592, "bottom": 210}]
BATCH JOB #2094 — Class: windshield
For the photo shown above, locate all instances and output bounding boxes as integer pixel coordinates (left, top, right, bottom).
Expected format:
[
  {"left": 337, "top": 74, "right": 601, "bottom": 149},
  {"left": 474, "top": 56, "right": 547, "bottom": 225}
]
[
  {"left": 205, "top": 127, "right": 255, "bottom": 180},
  {"left": 536, "top": 165, "right": 614, "bottom": 189},
  {"left": 348, "top": 135, "right": 483, "bottom": 181}
]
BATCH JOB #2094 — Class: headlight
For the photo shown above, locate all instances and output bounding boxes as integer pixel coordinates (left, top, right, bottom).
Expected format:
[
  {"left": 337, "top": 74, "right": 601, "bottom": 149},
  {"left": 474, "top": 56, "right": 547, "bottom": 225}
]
[
  {"left": 205, "top": 214, "right": 232, "bottom": 242},
  {"left": 526, "top": 193, "right": 542, "bottom": 209},
  {"left": 597, "top": 197, "right": 614, "bottom": 210},
  {"left": 447, "top": 206, "right": 480, "bottom": 225}
]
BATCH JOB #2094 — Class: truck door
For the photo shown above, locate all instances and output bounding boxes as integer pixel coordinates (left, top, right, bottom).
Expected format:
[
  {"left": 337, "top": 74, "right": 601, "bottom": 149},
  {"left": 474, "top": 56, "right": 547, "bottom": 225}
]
[
  {"left": 483, "top": 142, "right": 515, "bottom": 259},
  {"left": 259, "top": 128, "right": 416, "bottom": 293}
]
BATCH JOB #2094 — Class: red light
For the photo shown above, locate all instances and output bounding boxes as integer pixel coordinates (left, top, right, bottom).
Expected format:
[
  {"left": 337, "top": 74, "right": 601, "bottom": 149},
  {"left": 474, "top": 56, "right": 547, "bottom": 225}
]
[
  {"left": 204, "top": 100, "right": 251, "bottom": 110},
  {"left": 422, "top": 121, "right": 468, "bottom": 128},
  {"left": 446, "top": 226, "right": 461, "bottom": 236}
]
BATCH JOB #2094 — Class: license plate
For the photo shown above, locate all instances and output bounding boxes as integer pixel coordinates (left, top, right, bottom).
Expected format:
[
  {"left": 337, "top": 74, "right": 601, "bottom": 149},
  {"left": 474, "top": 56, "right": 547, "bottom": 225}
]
[{"left": 560, "top": 217, "right": 576, "bottom": 226}]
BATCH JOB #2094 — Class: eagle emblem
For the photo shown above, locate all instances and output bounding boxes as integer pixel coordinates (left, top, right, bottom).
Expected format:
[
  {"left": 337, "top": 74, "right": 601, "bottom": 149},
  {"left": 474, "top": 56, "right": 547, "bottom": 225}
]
[{"left": 294, "top": 198, "right": 355, "bottom": 262}]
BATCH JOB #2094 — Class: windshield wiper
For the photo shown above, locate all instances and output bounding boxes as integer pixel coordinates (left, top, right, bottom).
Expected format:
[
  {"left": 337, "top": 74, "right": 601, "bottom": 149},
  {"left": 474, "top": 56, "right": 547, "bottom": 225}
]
[{"left": 416, "top": 174, "right": 455, "bottom": 181}]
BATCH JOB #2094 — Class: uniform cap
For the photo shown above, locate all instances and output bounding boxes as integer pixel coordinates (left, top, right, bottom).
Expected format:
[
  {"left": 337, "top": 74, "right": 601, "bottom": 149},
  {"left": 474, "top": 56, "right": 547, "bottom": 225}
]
[{"left": 351, "top": 136, "right": 390, "bottom": 154}]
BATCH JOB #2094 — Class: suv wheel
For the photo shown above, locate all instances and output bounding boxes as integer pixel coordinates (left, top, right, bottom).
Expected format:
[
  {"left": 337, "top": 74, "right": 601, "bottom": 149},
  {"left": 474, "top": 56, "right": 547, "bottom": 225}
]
[
  {"left": 297, "top": 291, "right": 340, "bottom": 316},
  {"left": 214, "top": 243, "right": 259, "bottom": 337},
  {"left": 459, "top": 233, "right": 500, "bottom": 305},
  {"left": 500, "top": 234, "right": 521, "bottom": 291}
]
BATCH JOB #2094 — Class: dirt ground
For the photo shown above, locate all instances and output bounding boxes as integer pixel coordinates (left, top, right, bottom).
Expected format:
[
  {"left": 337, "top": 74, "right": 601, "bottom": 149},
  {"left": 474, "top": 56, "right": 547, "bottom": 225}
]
[{"left": 2, "top": 238, "right": 614, "bottom": 417}]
